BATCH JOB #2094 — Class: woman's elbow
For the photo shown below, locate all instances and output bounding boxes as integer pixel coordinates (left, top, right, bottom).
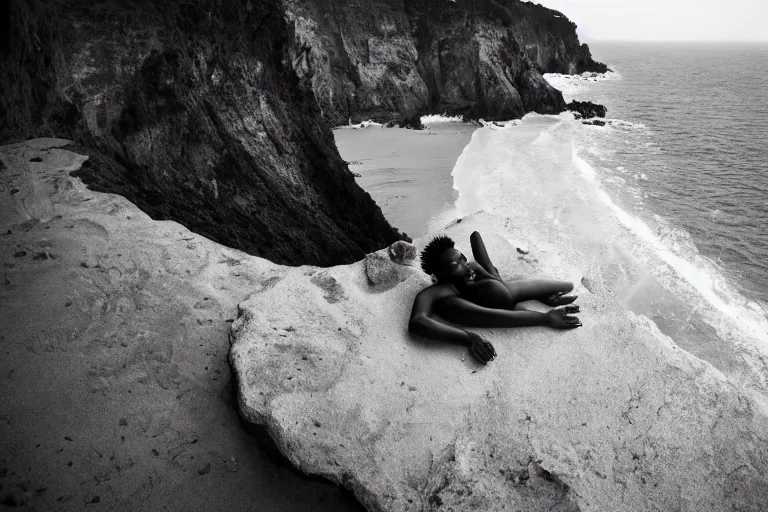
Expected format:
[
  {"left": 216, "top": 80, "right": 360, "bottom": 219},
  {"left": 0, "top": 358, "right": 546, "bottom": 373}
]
[{"left": 408, "top": 315, "right": 425, "bottom": 336}]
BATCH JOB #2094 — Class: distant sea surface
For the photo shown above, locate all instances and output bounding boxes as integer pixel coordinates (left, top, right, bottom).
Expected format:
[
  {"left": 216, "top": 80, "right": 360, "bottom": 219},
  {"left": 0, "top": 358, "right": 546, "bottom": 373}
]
[{"left": 578, "top": 41, "right": 768, "bottom": 304}]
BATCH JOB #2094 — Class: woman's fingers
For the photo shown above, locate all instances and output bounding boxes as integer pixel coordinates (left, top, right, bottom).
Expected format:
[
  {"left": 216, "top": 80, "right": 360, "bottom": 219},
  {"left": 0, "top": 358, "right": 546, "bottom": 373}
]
[
  {"left": 471, "top": 341, "right": 495, "bottom": 364},
  {"left": 563, "top": 305, "right": 580, "bottom": 314},
  {"left": 471, "top": 345, "right": 488, "bottom": 364}
]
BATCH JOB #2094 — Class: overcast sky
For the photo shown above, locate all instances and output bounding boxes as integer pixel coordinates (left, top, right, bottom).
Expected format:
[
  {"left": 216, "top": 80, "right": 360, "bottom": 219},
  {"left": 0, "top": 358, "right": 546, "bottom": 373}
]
[{"left": 536, "top": 0, "right": 768, "bottom": 41}]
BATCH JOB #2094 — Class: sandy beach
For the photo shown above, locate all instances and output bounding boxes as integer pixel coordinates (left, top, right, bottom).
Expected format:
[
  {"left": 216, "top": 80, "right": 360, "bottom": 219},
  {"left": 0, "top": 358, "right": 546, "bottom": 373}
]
[{"left": 333, "top": 123, "right": 477, "bottom": 240}]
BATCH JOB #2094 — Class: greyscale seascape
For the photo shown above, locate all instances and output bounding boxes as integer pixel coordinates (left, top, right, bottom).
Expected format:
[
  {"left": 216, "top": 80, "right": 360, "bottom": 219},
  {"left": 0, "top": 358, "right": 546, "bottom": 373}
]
[{"left": 2, "top": 1, "right": 767, "bottom": 510}]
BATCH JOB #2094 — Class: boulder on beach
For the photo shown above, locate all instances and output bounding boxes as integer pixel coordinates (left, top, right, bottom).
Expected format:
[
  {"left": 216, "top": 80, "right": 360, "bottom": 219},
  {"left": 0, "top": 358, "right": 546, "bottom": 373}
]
[{"left": 229, "top": 215, "right": 768, "bottom": 511}]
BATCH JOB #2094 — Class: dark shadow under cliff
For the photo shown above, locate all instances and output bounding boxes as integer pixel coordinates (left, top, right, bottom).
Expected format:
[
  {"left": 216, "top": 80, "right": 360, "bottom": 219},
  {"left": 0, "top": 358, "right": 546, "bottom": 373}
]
[{"left": 0, "top": 0, "right": 407, "bottom": 267}]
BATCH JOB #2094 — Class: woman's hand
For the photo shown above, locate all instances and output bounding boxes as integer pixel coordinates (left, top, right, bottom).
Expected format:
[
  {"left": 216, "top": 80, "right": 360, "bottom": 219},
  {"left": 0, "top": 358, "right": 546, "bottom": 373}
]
[
  {"left": 546, "top": 306, "right": 582, "bottom": 329},
  {"left": 466, "top": 331, "right": 496, "bottom": 364}
]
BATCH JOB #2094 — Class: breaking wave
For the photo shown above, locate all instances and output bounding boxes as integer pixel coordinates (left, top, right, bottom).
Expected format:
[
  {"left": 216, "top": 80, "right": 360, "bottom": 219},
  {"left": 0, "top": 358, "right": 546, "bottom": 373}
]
[{"left": 434, "top": 112, "right": 768, "bottom": 389}]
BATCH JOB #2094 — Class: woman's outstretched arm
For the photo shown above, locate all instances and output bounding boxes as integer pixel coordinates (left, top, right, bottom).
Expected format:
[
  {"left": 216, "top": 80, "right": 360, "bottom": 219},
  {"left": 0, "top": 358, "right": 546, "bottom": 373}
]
[
  {"left": 436, "top": 296, "right": 581, "bottom": 329},
  {"left": 408, "top": 285, "right": 497, "bottom": 363}
]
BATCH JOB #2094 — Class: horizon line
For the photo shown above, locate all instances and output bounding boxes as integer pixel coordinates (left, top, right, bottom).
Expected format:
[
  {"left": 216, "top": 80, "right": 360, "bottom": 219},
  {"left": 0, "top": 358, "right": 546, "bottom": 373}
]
[{"left": 583, "top": 39, "right": 768, "bottom": 44}]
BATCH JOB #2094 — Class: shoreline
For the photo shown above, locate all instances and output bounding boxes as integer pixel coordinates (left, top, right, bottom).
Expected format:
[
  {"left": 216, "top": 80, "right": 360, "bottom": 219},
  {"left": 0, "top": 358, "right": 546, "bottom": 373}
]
[{"left": 333, "top": 122, "right": 477, "bottom": 240}]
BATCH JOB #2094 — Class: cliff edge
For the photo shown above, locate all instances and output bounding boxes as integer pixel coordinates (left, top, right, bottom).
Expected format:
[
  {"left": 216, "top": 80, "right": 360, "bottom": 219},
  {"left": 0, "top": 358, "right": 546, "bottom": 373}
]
[
  {"left": 0, "top": 0, "right": 405, "bottom": 266},
  {"left": 230, "top": 214, "right": 768, "bottom": 511},
  {"left": 285, "top": 0, "right": 608, "bottom": 124}
]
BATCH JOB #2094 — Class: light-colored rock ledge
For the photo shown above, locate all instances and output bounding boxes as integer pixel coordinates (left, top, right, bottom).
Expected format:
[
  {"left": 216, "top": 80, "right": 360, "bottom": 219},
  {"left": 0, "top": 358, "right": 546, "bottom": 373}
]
[{"left": 230, "top": 216, "right": 768, "bottom": 511}]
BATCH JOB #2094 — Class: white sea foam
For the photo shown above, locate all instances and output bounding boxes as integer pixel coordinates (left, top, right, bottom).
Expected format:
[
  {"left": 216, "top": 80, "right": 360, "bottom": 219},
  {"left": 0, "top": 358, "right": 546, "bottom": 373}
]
[
  {"left": 421, "top": 114, "right": 465, "bottom": 125},
  {"left": 447, "top": 112, "right": 768, "bottom": 388},
  {"left": 543, "top": 69, "right": 621, "bottom": 102},
  {"left": 335, "top": 120, "right": 384, "bottom": 130},
  {"left": 608, "top": 119, "right": 646, "bottom": 129}
]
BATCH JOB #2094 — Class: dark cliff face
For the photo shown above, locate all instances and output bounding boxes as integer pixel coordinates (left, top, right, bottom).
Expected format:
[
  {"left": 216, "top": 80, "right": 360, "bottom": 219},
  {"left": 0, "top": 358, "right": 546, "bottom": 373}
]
[
  {"left": 1, "top": 0, "right": 406, "bottom": 266},
  {"left": 283, "top": 0, "right": 608, "bottom": 125}
]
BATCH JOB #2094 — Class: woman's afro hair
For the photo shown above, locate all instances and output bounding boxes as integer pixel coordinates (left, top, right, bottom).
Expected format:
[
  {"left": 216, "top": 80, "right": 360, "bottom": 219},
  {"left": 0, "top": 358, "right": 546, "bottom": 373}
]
[{"left": 420, "top": 235, "right": 456, "bottom": 276}]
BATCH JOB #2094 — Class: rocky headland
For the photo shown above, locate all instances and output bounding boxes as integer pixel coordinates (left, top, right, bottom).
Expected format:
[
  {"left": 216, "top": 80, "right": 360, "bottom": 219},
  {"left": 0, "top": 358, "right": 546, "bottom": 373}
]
[
  {"left": 1, "top": 0, "right": 405, "bottom": 266},
  {"left": 286, "top": 0, "right": 608, "bottom": 125},
  {"left": 0, "top": 1, "right": 693, "bottom": 511},
  {"left": 4, "top": 138, "right": 767, "bottom": 510},
  {"left": 2, "top": 0, "right": 606, "bottom": 268}
]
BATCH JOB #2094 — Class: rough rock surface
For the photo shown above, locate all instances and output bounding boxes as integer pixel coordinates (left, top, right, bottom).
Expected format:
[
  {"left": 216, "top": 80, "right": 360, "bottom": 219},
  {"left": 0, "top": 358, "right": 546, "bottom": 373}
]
[
  {"left": 230, "top": 215, "right": 768, "bottom": 511},
  {"left": 0, "top": 139, "right": 363, "bottom": 510},
  {"left": 388, "top": 240, "right": 417, "bottom": 265},
  {"left": 365, "top": 244, "right": 416, "bottom": 288},
  {"left": 284, "top": 0, "right": 608, "bottom": 124},
  {"left": 1, "top": 0, "right": 405, "bottom": 266},
  {"left": 566, "top": 101, "right": 607, "bottom": 119}
]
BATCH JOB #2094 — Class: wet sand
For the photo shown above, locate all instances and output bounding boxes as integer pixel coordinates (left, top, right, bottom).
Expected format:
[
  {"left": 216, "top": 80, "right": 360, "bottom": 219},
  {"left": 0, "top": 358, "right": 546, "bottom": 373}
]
[{"left": 333, "top": 123, "right": 477, "bottom": 239}]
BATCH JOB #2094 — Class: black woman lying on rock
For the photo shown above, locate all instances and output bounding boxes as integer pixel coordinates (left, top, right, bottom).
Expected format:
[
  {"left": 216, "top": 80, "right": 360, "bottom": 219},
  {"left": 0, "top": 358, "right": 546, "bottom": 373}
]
[{"left": 408, "top": 231, "right": 581, "bottom": 365}]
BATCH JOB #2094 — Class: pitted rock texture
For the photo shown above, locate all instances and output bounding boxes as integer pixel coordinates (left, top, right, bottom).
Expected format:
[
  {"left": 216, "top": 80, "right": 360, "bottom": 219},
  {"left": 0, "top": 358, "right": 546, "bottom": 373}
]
[
  {"left": 387, "top": 240, "right": 417, "bottom": 265},
  {"left": 0, "top": 139, "right": 362, "bottom": 511},
  {"left": 284, "top": 0, "right": 608, "bottom": 125},
  {"left": 230, "top": 214, "right": 768, "bottom": 512},
  {"left": 1, "top": 0, "right": 405, "bottom": 266},
  {"left": 364, "top": 243, "right": 415, "bottom": 288}
]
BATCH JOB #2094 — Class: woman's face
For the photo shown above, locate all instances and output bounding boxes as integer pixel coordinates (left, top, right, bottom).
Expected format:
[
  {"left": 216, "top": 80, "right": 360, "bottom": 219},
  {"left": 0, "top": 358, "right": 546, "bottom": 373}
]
[{"left": 437, "top": 248, "right": 473, "bottom": 282}]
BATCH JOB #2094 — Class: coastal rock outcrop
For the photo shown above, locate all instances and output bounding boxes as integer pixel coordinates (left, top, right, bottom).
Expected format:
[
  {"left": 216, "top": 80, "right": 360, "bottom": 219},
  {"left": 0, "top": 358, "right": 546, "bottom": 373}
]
[
  {"left": 0, "top": 139, "right": 362, "bottom": 511},
  {"left": 1, "top": 0, "right": 405, "bottom": 266},
  {"left": 230, "top": 215, "right": 768, "bottom": 511},
  {"left": 284, "top": 0, "right": 608, "bottom": 124},
  {"left": 566, "top": 100, "right": 608, "bottom": 119}
]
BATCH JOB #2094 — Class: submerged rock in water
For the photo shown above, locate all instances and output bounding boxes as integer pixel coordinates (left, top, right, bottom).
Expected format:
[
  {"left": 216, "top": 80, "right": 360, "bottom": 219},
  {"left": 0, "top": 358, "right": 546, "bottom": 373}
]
[
  {"left": 230, "top": 213, "right": 768, "bottom": 511},
  {"left": 567, "top": 101, "right": 608, "bottom": 119},
  {"left": 582, "top": 119, "right": 607, "bottom": 127}
]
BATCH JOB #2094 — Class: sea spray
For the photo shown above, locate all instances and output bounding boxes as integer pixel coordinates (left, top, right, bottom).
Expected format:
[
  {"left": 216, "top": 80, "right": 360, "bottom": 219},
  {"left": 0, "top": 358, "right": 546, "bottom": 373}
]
[{"left": 441, "top": 113, "right": 768, "bottom": 390}]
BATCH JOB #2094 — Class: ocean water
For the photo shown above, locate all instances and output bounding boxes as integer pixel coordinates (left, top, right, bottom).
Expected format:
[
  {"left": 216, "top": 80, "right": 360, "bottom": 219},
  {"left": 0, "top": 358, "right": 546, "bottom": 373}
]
[
  {"left": 425, "top": 42, "right": 768, "bottom": 389},
  {"left": 552, "top": 42, "right": 768, "bottom": 304}
]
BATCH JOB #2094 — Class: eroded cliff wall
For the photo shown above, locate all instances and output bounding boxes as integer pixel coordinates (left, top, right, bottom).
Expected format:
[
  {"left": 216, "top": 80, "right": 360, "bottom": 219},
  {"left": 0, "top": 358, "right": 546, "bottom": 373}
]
[
  {"left": 1, "top": 0, "right": 603, "bottom": 265},
  {"left": 0, "top": 0, "right": 406, "bottom": 266},
  {"left": 284, "top": 0, "right": 608, "bottom": 124}
]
